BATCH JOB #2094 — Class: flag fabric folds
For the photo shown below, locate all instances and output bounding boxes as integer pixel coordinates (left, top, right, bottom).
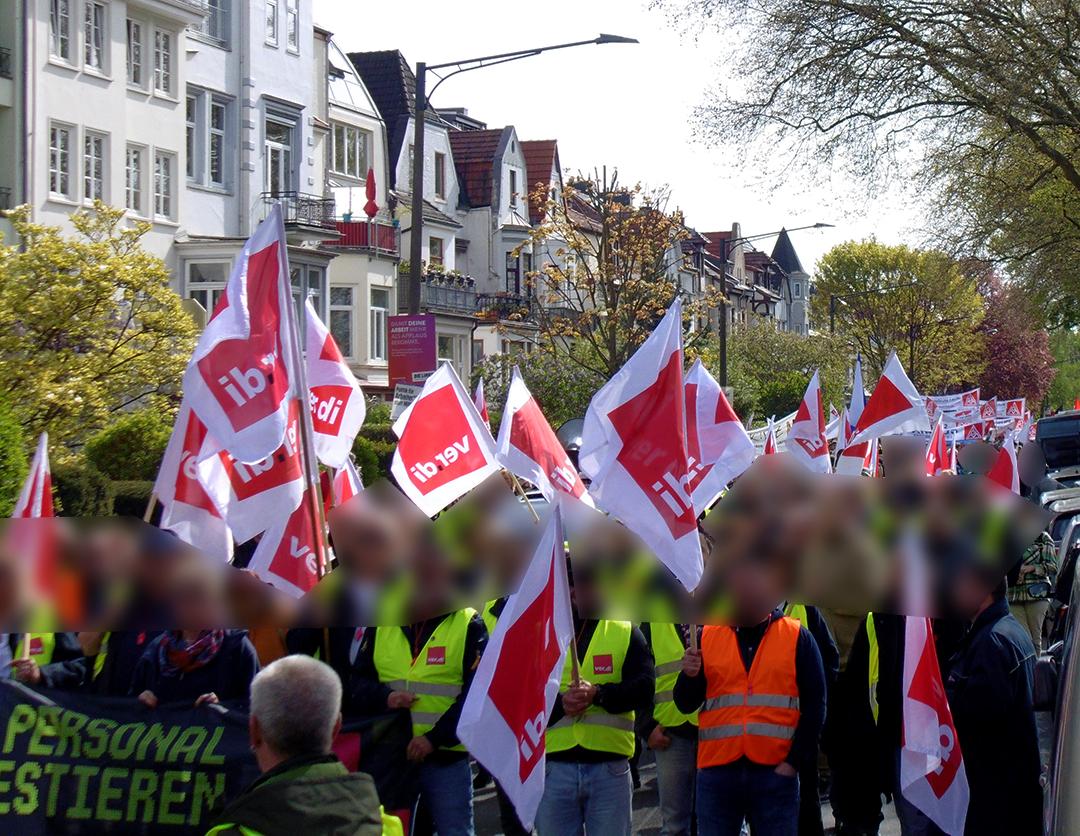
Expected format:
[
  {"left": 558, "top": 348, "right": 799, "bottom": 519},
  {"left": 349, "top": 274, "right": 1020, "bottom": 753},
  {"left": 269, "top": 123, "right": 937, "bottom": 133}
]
[
  {"left": 785, "top": 370, "right": 831, "bottom": 473},
  {"left": 848, "top": 351, "right": 930, "bottom": 446},
  {"left": 304, "top": 299, "right": 366, "bottom": 469}
]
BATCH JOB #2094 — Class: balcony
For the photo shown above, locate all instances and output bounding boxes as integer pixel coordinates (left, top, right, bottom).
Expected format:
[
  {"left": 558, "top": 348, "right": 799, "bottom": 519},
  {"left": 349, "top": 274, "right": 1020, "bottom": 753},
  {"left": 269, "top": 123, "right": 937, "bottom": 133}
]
[
  {"left": 476, "top": 292, "right": 537, "bottom": 323},
  {"left": 260, "top": 192, "right": 339, "bottom": 241},
  {"left": 324, "top": 220, "right": 400, "bottom": 258},
  {"left": 398, "top": 272, "right": 478, "bottom": 316}
]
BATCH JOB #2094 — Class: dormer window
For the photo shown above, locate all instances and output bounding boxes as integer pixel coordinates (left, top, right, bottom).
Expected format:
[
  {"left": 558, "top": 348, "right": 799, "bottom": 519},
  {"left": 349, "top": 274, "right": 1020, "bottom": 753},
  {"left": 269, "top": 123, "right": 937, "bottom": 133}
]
[
  {"left": 509, "top": 169, "right": 518, "bottom": 208},
  {"left": 794, "top": 282, "right": 801, "bottom": 298}
]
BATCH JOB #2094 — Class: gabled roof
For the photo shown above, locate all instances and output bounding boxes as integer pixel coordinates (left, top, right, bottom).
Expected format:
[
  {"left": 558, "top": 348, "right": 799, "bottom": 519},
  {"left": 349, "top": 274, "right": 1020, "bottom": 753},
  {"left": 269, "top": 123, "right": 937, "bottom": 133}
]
[
  {"left": 448, "top": 128, "right": 507, "bottom": 208},
  {"left": 701, "top": 230, "right": 733, "bottom": 259},
  {"left": 521, "top": 139, "right": 559, "bottom": 224},
  {"left": 771, "top": 228, "right": 806, "bottom": 275}
]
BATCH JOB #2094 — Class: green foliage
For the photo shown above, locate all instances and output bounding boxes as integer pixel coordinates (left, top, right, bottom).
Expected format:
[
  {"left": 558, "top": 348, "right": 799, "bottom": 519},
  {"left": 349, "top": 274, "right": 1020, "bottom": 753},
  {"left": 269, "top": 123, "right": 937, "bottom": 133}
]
[
  {"left": 52, "top": 461, "right": 114, "bottom": 516},
  {"left": 473, "top": 349, "right": 606, "bottom": 429},
  {"left": 84, "top": 407, "right": 173, "bottom": 481},
  {"left": 351, "top": 436, "right": 387, "bottom": 484},
  {"left": 1047, "top": 330, "right": 1080, "bottom": 412},
  {"left": 111, "top": 480, "right": 154, "bottom": 517},
  {"left": 0, "top": 203, "right": 196, "bottom": 459},
  {"left": 758, "top": 371, "right": 814, "bottom": 419},
  {"left": 0, "top": 395, "right": 28, "bottom": 516}
]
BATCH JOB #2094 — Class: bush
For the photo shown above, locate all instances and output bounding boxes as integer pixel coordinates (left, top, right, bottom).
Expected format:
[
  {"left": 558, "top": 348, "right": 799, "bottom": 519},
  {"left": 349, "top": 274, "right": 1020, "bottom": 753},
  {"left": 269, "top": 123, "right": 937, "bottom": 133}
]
[
  {"left": 84, "top": 408, "right": 173, "bottom": 481},
  {"left": 111, "top": 480, "right": 155, "bottom": 518},
  {"left": 352, "top": 435, "right": 394, "bottom": 483},
  {"left": 0, "top": 396, "right": 28, "bottom": 516},
  {"left": 52, "top": 462, "right": 115, "bottom": 516}
]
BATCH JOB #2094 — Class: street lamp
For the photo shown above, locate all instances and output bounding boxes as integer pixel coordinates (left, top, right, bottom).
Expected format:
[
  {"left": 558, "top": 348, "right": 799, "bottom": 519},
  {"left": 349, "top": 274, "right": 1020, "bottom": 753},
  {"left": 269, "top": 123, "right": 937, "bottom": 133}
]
[
  {"left": 714, "top": 223, "right": 835, "bottom": 387},
  {"left": 407, "top": 35, "right": 639, "bottom": 315}
]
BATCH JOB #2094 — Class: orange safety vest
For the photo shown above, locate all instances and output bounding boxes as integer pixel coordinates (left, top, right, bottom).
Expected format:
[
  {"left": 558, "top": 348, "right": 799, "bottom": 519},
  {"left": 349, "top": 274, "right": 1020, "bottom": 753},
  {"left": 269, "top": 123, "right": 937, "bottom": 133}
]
[{"left": 697, "top": 616, "right": 801, "bottom": 768}]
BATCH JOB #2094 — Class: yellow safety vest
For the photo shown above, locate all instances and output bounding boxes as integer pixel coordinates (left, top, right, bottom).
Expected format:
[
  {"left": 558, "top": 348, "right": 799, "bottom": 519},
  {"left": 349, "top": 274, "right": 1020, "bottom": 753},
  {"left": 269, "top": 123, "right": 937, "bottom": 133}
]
[
  {"left": 13, "top": 633, "right": 56, "bottom": 668},
  {"left": 784, "top": 603, "right": 808, "bottom": 627},
  {"left": 205, "top": 808, "right": 402, "bottom": 836},
  {"left": 373, "top": 609, "right": 474, "bottom": 751},
  {"left": 651, "top": 623, "right": 698, "bottom": 728},
  {"left": 547, "top": 620, "right": 635, "bottom": 758},
  {"left": 866, "top": 613, "right": 879, "bottom": 725},
  {"left": 481, "top": 599, "right": 499, "bottom": 636}
]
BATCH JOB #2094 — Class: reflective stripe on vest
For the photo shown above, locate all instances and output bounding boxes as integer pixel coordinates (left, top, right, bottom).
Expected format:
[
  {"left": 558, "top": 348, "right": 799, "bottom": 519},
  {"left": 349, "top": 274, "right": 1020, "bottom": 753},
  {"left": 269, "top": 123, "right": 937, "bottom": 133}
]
[
  {"left": 92, "top": 632, "right": 111, "bottom": 681},
  {"left": 373, "top": 609, "right": 474, "bottom": 751},
  {"left": 866, "top": 612, "right": 879, "bottom": 726},
  {"left": 650, "top": 623, "right": 698, "bottom": 728},
  {"left": 697, "top": 616, "right": 801, "bottom": 768},
  {"left": 547, "top": 620, "right": 635, "bottom": 758},
  {"left": 784, "top": 603, "right": 808, "bottom": 627}
]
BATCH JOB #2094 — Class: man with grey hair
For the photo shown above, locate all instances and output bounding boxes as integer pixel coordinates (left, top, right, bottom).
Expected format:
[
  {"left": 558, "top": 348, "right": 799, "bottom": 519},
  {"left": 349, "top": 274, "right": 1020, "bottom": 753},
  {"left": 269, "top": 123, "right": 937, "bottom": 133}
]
[{"left": 205, "top": 655, "right": 393, "bottom": 836}]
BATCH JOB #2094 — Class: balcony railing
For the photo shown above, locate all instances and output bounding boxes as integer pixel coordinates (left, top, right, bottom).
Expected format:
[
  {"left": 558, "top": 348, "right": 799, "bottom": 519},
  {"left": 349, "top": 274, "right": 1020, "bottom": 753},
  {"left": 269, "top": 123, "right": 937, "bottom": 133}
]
[
  {"left": 261, "top": 191, "right": 336, "bottom": 230},
  {"left": 476, "top": 293, "right": 536, "bottom": 323},
  {"left": 325, "top": 220, "right": 400, "bottom": 257},
  {"left": 398, "top": 273, "right": 478, "bottom": 315}
]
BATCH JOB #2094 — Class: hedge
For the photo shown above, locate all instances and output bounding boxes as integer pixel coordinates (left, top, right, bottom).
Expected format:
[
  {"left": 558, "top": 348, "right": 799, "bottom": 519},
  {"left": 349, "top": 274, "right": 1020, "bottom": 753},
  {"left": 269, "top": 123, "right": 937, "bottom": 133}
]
[
  {"left": 0, "top": 396, "right": 28, "bottom": 516},
  {"left": 52, "top": 462, "right": 115, "bottom": 516},
  {"left": 112, "top": 479, "right": 155, "bottom": 518},
  {"left": 84, "top": 408, "right": 172, "bottom": 481}
]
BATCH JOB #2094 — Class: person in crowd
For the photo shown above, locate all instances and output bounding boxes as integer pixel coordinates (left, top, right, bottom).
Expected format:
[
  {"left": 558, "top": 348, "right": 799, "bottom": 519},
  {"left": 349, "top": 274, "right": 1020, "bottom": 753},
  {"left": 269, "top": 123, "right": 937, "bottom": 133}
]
[
  {"left": 1018, "top": 443, "right": 1063, "bottom": 505},
  {"left": 1007, "top": 530, "right": 1057, "bottom": 654},
  {"left": 535, "top": 563, "right": 655, "bottom": 836},
  {"left": 674, "top": 552, "right": 826, "bottom": 836},
  {"left": 205, "top": 655, "right": 391, "bottom": 836},
  {"left": 641, "top": 622, "right": 700, "bottom": 836},
  {"left": 8, "top": 631, "right": 83, "bottom": 686},
  {"left": 942, "top": 566, "right": 1042, "bottom": 836}
]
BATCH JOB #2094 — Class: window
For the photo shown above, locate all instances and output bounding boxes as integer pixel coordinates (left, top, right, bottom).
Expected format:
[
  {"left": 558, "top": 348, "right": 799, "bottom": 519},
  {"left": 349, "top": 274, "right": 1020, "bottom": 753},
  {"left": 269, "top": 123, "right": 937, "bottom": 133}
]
[
  {"left": 126, "top": 20, "right": 143, "bottom": 85},
  {"left": 50, "top": 0, "right": 71, "bottom": 61},
  {"left": 125, "top": 145, "right": 144, "bottom": 213},
  {"left": 154, "top": 30, "right": 172, "bottom": 94},
  {"left": 154, "top": 151, "right": 175, "bottom": 219},
  {"left": 522, "top": 251, "right": 533, "bottom": 293},
  {"left": 197, "top": 0, "right": 230, "bottom": 45},
  {"left": 285, "top": 0, "right": 298, "bottom": 52},
  {"left": 185, "top": 95, "right": 197, "bottom": 179},
  {"left": 83, "top": 132, "right": 106, "bottom": 202},
  {"left": 187, "top": 261, "right": 230, "bottom": 316},
  {"left": 408, "top": 144, "right": 414, "bottom": 190},
  {"left": 265, "top": 0, "right": 278, "bottom": 44},
  {"left": 264, "top": 118, "right": 293, "bottom": 194},
  {"left": 509, "top": 169, "right": 518, "bottom": 207},
  {"left": 289, "top": 265, "right": 326, "bottom": 326},
  {"left": 330, "top": 123, "right": 370, "bottom": 179},
  {"left": 434, "top": 152, "right": 446, "bottom": 199},
  {"left": 794, "top": 282, "right": 801, "bottom": 298},
  {"left": 369, "top": 288, "right": 389, "bottom": 361},
  {"left": 437, "top": 333, "right": 466, "bottom": 378},
  {"left": 326, "top": 287, "right": 354, "bottom": 358},
  {"left": 209, "top": 101, "right": 227, "bottom": 187},
  {"left": 428, "top": 237, "right": 444, "bottom": 268},
  {"left": 84, "top": 2, "right": 105, "bottom": 71},
  {"left": 505, "top": 251, "right": 520, "bottom": 293},
  {"left": 48, "top": 123, "right": 73, "bottom": 199},
  {"left": 187, "top": 90, "right": 232, "bottom": 188}
]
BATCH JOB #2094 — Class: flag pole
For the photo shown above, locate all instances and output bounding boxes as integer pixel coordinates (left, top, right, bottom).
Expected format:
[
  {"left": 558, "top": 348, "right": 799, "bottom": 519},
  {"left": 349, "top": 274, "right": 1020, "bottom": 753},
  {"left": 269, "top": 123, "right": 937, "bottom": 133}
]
[
  {"left": 507, "top": 471, "right": 540, "bottom": 524},
  {"left": 142, "top": 492, "right": 158, "bottom": 523}
]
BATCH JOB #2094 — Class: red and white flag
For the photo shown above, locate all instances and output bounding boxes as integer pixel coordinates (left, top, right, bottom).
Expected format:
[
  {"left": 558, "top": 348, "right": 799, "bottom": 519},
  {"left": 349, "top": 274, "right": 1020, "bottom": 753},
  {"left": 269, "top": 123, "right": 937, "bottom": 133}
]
[
  {"left": 924, "top": 416, "right": 949, "bottom": 477},
  {"left": 248, "top": 484, "right": 325, "bottom": 597},
  {"left": 1000, "top": 397, "right": 1025, "bottom": 419},
  {"left": 153, "top": 402, "right": 232, "bottom": 561},
  {"left": 979, "top": 398, "right": 997, "bottom": 421},
  {"left": 332, "top": 458, "right": 364, "bottom": 507},
  {"left": 197, "top": 400, "right": 306, "bottom": 544},
  {"left": 825, "top": 403, "right": 842, "bottom": 441},
  {"left": 304, "top": 299, "right": 365, "bottom": 469},
  {"left": 986, "top": 432, "right": 1020, "bottom": 494},
  {"left": 13, "top": 434, "right": 53, "bottom": 518},
  {"left": 496, "top": 367, "right": 592, "bottom": 506},
  {"left": 762, "top": 419, "right": 778, "bottom": 456},
  {"left": 848, "top": 352, "right": 930, "bottom": 446},
  {"left": 785, "top": 370, "right": 831, "bottom": 473},
  {"left": 391, "top": 362, "right": 500, "bottom": 517},
  {"left": 684, "top": 359, "right": 755, "bottom": 513},
  {"left": 836, "top": 356, "right": 870, "bottom": 474},
  {"left": 457, "top": 501, "right": 574, "bottom": 831},
  {"left": 961, "top": 422, "right": 989, "bottom": 442},
  {"left": 183, "top": 205, "right": 299, "bottom": 464},
  {"left": 579, "top": 299, "right": 704, "bottom": 590},
  {"left": 900, "top": 533, "right": 969, "bottom": 834},
  {"left": 474, "top": 378, "right": 490, "bottom": 425}
]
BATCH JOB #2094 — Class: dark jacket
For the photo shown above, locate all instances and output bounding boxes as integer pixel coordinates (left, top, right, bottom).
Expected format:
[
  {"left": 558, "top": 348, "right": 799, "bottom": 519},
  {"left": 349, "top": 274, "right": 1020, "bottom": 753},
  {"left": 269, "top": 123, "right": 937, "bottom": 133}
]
[
  {"left": 206, "top": 753, "right": 382, "bottom": 836},
  {"left": 131, "top": 630, "right": 260, "bottom": 706},
  {"left": 672, "top": 608, "right": 826, "bottom": 770},
  {"left": 944, "top": 596, "right": 1042, "bottom": 836},
  {"left": 9, "top": 632, "right": 85, "bottom": 689}
]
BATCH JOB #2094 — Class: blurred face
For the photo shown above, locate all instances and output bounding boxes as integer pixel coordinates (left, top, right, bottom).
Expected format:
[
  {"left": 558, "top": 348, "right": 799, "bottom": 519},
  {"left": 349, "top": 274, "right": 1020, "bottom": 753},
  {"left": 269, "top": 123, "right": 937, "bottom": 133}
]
[
  {"left": 167, "top": 558, "right": 226, "bottom": 629},
  {"left": 948, "top": 566, "right": 994, "bottom": 621},
  {"left": 724, "top": 557, "right": 783, "bottom": 626}
]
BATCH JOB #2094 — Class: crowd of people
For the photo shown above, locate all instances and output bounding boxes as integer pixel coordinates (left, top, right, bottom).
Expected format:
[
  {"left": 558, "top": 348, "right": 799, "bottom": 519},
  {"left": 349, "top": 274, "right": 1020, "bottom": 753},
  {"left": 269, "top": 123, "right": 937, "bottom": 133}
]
[{"left": 0, "top": 439, "right": 1059, "bottom": 836}]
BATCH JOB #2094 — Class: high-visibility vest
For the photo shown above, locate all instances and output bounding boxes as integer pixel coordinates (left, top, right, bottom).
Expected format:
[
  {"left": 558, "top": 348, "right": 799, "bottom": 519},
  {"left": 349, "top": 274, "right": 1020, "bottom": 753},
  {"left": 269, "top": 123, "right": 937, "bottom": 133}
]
[
  {"left": 547, "top": 620, "right": 635, "bottom": 758},
  {"left": 866, "top": 613, "right": 879, "bottom": 725},
  {"left": 697, "top": 616, "right": 801, "bottom": 768},
  {"left": 372, "top": 609, "right": 474, "bottom": 751},
  {"left": 481, "top": 599, "right": 499, "bottom": 635},
  {"left": 784, "top": 603, "right": 808, "bottom": 627},
  {"left": 13, "top": 633, "right": 56, "bottom": 668},
  {"left": 650, "top": 623, "right": 698, "bottom": 728},
  {"left": 205, "top": 808, "right": 402, "bottom": 836}
]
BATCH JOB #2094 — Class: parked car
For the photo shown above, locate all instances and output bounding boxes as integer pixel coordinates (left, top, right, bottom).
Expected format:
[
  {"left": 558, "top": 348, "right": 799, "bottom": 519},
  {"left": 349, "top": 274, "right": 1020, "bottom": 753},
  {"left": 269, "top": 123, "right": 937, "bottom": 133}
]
[{"left": 1037, "top": 411, "right": 1080, "bottom": 486}]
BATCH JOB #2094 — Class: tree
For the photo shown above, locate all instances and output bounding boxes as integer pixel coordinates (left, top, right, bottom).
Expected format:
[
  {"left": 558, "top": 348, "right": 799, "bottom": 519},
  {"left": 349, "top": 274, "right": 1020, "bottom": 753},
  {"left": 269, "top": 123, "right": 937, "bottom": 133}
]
[
  {"left": 811, "top": 241, "right": 985, "bottom": 392},
  {"left": 659, "top": 0, "right": 1080, "bottom": 324},
  {"left": 84, "top": 408, "right": 173, "bottom": 481},
  {"left": 975, "top": 274, "right": 1055, "bottom": 405},
  {"left": 526, "top": 171, "right": 721, "bottom": 379},
  {"left": 0, "top": 394, "right": 28, "bottom": 516},
  {"left": 0, "top": 204, "right": 196, "bottom": 457},
  {"left": 1047, "top": 330, "right": 1080, "bottom": 413}
]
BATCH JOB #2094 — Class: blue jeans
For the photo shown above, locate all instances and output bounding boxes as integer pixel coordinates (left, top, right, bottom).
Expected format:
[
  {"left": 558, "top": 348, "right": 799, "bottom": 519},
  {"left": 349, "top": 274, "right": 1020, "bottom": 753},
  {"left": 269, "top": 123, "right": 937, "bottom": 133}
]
[
  {"left": 654, "top": 734, "right": 698, "bottom": 835},
  {"left": 535, "top": 759, "right": 633, "bottom": 836},
  {"left": 696, "top": 761, "right": 799, "bottom": 836},
  {"left": 417, "top": 757, "right": 474, "bottom": 836}
]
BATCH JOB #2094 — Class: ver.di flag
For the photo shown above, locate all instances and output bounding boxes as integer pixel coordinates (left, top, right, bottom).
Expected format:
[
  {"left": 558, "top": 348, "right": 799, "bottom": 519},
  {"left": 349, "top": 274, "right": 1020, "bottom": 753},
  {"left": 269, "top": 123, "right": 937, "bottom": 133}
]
[
  {"left": 785, "top": 370, "right": 831, "bottom": 473},
  {"left": 836, "top": 355, "right": 870, "bottom": 474},
  {"left": 183, "top": 205, "right": 299, "bottom": 464},
  {"left": 848, "top": 351, "right": 930, "bottom": 446},
  {"left": 304, "top": 299, "right": 366, "bottom": 469},
  {"left": 13, "top": 434, "right": 52, "bottom": 519},
  {"left": 248, "top": 481, "right": 326, "bottom": 597},
  {"left": 457, "top": 501, "right": 574, "bottom": 831},
  {"left": 391, "top": 362, "right": 500, "bottom": 517},
  {"left": 496, "top": 366, "right": 592, "bottom": 506},
  {"left": 579, "top": 298, "right": 704, "bottom": 591}
]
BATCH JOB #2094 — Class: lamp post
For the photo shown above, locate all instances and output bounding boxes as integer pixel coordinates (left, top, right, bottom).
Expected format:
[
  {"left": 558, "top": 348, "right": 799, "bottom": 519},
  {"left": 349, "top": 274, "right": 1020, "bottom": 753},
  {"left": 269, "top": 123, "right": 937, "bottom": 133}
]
[
  {"left": 407, "top": 35, "right": 638, "bottom": 315},
  {"left": 715, "top": 223, "right": 835, "bottom": 387}
]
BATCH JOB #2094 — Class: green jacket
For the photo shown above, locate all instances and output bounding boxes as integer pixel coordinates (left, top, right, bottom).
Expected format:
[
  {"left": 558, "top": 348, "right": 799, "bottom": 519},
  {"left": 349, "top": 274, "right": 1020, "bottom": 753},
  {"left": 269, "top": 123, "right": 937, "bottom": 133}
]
[{"left": 205, "top": 754, "right": 384, "bottom": 836}]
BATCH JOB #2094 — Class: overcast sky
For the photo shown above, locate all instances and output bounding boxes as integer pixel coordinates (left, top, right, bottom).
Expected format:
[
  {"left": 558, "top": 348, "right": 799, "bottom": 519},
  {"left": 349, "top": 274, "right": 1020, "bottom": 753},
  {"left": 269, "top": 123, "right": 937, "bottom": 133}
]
[{"left": 313, "top": 0, "right": 922, "bottom": 272}]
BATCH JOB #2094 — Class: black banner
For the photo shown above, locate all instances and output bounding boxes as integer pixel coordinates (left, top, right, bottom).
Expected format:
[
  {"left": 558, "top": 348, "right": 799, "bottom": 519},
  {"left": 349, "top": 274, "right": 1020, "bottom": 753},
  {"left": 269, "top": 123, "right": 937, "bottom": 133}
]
[{"left": 0, "top": 681, "right": 414, "bottom": 835}]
